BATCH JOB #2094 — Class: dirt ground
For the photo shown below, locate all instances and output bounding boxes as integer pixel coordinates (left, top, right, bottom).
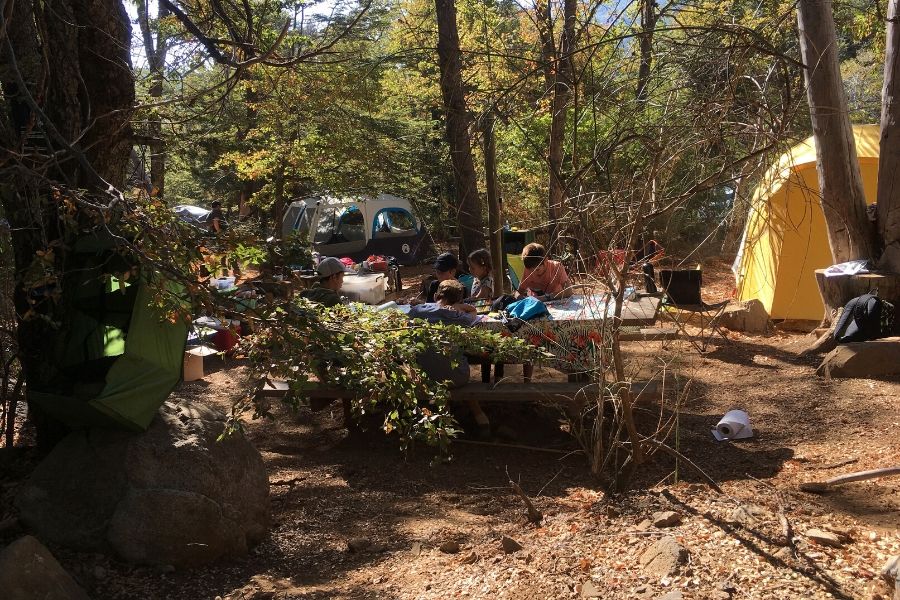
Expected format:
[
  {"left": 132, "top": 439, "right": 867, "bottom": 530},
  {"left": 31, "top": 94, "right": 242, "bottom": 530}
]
[{"left": 2, "top": 259, "right": 899, "bottom": 600}]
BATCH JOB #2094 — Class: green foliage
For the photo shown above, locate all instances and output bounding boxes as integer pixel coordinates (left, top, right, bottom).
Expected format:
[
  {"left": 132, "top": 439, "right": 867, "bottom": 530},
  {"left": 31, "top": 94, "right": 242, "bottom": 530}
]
[{"left": 234, "top": 299, "right": 544, "bottom": 450}]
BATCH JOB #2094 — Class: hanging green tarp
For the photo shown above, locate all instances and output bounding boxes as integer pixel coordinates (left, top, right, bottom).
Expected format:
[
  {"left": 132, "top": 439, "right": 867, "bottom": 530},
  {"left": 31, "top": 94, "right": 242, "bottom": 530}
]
[{"left": 28, "top": 233, "right": 187, "bottom": 431}]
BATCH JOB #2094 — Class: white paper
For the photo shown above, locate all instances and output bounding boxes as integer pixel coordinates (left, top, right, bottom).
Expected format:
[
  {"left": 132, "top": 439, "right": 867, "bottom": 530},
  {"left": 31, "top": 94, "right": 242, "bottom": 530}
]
[
  {"left": 712, "top": 409, "right": 753, "bottom": 441},
  {"left": 823, "top": 260, "right": 869, "bottom": 278}
]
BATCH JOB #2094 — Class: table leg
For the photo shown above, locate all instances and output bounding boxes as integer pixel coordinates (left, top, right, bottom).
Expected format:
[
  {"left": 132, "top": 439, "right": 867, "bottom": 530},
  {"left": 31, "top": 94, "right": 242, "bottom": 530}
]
[
  {"left": 523, "top": 363, "right": 533, "bottom": 383},
  {"left": 493, "top": 362, "right": 505, "bottom": 382},
  {"left": 481, "top": 361, "right": 491, "bottom": 384}
]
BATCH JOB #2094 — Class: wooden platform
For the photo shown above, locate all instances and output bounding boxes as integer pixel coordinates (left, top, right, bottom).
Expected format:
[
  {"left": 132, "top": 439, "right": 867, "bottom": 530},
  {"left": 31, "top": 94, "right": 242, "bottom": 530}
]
[{"left": 259, "top": 379, "right": 667, "bottom": 407}]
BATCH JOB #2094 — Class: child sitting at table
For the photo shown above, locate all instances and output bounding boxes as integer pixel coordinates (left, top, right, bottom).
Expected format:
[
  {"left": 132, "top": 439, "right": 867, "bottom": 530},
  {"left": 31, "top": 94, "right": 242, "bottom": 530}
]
[
  {"left": 466, "top": 248, "right": 494, "bottom": 300},
  {"left": 518, "top": 242, "right": 573, "bottom": 300},
  {"left": 436, "top": 279, "right": 477, "bottom": 314}
]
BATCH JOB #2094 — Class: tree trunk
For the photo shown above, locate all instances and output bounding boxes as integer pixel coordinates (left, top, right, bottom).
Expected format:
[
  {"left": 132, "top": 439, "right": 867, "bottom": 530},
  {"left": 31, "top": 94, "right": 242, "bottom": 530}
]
[
  {"left": 482, "top": 111, "right": 506, "bottom": 294},
  {"left": 814, "top": 269, "right": 900, "bottom": 328},
  {"left": 546, "top": 0, "right": 575, "bottom": 228},
  {"left": 435, "top": 0, "right": 484, "bottom": 258},
  {"left": 137, "top": 0, "right": 169, "bottom": 197},
  {"left": 1, "top": 0, "right": 134, "bottom": 446},
  {"left": 635, "top": 0, "right": 657, "bottom": 103},
  {"left": 878, "top": 0, "right": 900, "bottom": 272},
  {"left": 797, "top": 0, "right": 876, "bottom": 263}
]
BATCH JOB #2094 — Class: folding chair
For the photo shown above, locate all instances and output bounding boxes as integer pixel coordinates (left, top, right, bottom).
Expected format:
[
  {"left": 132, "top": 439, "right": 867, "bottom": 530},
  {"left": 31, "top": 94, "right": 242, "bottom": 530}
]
[
  {"left": 506, "top": 253, "right": 525, "bottom": 291},
  {"left": 658, "top": 268, "right": 729, "bottom": 352}
]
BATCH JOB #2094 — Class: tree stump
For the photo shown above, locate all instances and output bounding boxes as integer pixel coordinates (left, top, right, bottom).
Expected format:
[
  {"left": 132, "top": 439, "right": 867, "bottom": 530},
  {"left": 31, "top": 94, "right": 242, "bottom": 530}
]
[{"left": 814, "top": 269, "right": 900, "bottom": 328}]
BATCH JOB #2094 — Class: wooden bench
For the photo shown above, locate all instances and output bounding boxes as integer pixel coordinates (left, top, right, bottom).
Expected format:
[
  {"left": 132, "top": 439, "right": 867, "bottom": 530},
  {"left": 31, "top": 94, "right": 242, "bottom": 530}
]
[{"left": 259, "top": 379, "right": 667, "bottom": 412}]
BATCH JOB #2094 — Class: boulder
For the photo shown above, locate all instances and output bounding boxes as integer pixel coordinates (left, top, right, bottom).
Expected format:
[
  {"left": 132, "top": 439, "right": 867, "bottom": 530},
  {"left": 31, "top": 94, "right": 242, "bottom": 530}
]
[
  {"left": 16, "top": 400, "right": 269, "bottom": 568},
  {"left": 882, "top": 555, "right": 900, "bottom": 600},
  {"left": 816, "top": 337, "right": 900, "bottom": 378},
  {"left": 0, "top": 535, "right": 90, "bottom": 600},
  {"left": 719, "top": 299, "right": 771, "bottom": 334}
]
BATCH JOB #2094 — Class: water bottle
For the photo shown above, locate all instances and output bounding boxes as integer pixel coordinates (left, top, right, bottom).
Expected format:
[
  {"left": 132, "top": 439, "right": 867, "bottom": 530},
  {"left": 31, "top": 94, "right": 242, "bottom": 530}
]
[
  {"left": 311, "top": 251, "right": 321, "bottom": 267},
  {"left": 503, "top": 220, "right": 511, "bottom": 231}
]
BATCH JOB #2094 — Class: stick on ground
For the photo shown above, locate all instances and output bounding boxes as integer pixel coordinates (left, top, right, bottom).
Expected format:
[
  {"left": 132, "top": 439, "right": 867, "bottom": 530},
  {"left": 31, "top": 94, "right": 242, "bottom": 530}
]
[{"left": 800, "top": 466, "right": 900, "bottom": 493}]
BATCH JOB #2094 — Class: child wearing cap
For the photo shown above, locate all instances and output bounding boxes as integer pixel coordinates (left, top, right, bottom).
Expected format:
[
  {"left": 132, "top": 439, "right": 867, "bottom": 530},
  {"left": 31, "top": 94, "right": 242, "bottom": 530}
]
[{"left": 299, "top": 257, "right": 347, "bottom": 307}]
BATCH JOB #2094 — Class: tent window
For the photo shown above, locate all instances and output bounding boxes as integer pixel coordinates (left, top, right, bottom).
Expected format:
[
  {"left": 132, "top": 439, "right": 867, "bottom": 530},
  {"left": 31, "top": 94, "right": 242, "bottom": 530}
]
[
  {"left": 337, "top": 207, "right": 365, "bottom": 242},
  {"left": 314, "top": 206, "right": 365, "bottom": 244},
  {"left": 373, "top": 208, "right": 417, "bottom": 238},
  {"left": 314, "top": 208, "right": 338, "bottom": 244},
  {"left": 293, "top": 206, "right": 312, "bottom": 239}
]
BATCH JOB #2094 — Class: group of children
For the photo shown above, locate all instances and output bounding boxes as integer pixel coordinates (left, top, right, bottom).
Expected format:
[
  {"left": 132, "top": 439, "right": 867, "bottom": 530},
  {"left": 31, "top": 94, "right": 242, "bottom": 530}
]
[{"left": 420, "top": 242, "right": 574, "bottom": 315}]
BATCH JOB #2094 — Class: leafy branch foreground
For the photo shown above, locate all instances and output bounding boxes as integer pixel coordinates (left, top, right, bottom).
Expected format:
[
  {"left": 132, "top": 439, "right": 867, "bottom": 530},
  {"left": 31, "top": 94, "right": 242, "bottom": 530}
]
[{"left": 230, "top": 300, "right": 547, "bottom": 450}]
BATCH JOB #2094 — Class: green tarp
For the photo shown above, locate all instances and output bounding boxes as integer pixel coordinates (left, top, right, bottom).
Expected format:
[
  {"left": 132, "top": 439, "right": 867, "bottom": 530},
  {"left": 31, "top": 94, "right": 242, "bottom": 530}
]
[{"left": 28, "top": 235, "right": 187, "bottom": 431}]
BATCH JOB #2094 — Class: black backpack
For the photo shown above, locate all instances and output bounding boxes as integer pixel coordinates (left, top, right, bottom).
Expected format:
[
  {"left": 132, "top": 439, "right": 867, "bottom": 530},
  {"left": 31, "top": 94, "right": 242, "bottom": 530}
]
[{"left": 832, "top": 293, "right": 895, "bottom": 343}]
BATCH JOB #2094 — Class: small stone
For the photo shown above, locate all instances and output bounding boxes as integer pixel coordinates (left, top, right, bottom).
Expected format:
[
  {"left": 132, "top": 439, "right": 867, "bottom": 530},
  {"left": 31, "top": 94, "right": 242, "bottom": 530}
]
[
  {"left": 774, "top": 547, "right": 793, "bottom": 560},
  {"left": 581, "top": 580, "right": 602, "bottom": 598},
  {"left": 636, "top": 519, "right": 653, "bottom": 532},
  {"left": 869, "top": 531, "right": 881, "bottom": 542},
  {"left": 728, "top": 504, "right": 768, "bottom": 525},
  {"left": 652, "top": 511, "right": 682, "bottom": 528},
  {"left": 93, "top": 565, "right": 107, "bottom": 579},
  {"left": 605, "top": 505, "right": 621, "bottom": 518},
  {"left": 439, "top": 541, "right": 460, "bottom": 554},
  {"left": 158, "top": 564, "right": 175, "bottom": 573},
  {"left": 657, "top": 592, "right": 683, "bottom": 600},
  {"left": 640, "top": 536, "right": 688, "bottom": 578},
  {"left": 411, "top": 542, "right": 421, "bottom": 556},
  {"left": 805, "top": 528, "right": 843, "bottom": 548},
  {"left": 459, "top": 552, "right": 478, "bottom": 565},
  {"left": 347, "top": 538, "right": 371, "bottom": 553},
  {"left": 710, "top": 592, "right": 731, "bottom": 600},
  {"left": 501, "top": 536, "right": 522, "bottom": 554}
]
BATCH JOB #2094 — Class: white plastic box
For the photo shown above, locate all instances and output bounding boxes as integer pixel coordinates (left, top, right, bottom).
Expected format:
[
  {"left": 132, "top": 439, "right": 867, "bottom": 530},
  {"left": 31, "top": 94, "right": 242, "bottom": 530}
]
[{"left": 341, "top": 273, "right": 386, "bottom": 305}]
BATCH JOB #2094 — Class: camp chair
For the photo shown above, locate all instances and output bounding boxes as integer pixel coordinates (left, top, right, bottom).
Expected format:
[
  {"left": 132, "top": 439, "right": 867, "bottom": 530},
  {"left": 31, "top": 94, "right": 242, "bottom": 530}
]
[
  {"left": 506, "top": 253, "right": 525, "bottom": 291},
  {"left": 658, "top": 268, "right": 729, "bottom": 352}
]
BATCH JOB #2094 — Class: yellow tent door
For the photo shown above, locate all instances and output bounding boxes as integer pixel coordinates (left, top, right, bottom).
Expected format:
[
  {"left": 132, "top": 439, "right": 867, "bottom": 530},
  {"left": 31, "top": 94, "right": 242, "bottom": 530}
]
[{"left": 734, "top": 125, "right": 880, "bottom": 321}]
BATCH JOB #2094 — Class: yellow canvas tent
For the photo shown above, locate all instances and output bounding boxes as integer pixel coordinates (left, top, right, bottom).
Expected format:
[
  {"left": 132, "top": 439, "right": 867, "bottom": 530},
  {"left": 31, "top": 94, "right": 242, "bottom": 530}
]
[{"left": 733, "top": 125, "right": 880, "bottom": 321}]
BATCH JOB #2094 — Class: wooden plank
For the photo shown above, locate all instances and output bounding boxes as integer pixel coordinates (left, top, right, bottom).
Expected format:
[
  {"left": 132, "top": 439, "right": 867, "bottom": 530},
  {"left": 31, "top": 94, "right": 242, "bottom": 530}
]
[
  {"left": 619, "top": 327, "right": 680, "bottom": 342},
  {"left": 620, "top": 296, "right": 661, "bottom": 327},
  {"left": 260, "top": 379, "right": 668, "bottom": 405}
]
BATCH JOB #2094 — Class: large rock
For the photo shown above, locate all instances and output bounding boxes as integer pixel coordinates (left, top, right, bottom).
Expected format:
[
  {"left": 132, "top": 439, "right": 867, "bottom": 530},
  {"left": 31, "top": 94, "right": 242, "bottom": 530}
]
[
  {"left": 816, "top": 337, "right": 900, "bottom": 378},
  {"left": 16, "top": 400, "right": 270, "bottom": 568},
  {"left": 883, "top": 555, "right": 900, "bottom": 600},
  {"left": 0, "top": 535, "right": 90, "bottom": 600},
  {"left": 719, "top": 299, "right": 771, "bottom": 334}
]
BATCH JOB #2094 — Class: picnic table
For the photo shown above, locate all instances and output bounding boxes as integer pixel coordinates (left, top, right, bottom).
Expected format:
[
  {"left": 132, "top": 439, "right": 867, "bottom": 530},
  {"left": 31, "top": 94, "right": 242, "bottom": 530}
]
[{"left": 476, "top": 293, "right": 664, "bottom": 375}]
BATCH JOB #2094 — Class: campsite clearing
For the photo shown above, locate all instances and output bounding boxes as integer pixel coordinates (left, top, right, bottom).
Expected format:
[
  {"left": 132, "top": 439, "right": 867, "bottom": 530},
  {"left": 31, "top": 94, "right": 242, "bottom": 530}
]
[{"left": 4, "top": 264, "right": 898, "bottom": 600}]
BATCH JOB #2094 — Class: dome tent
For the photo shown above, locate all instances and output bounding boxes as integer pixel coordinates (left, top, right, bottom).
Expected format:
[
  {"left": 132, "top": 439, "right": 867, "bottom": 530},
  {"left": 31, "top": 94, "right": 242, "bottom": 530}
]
[
  {"left": 733, "top": 125, "right": 879, "bottom": 321},
  {"left": 28, "top": 231, "right": 188, "bottom": 431}
]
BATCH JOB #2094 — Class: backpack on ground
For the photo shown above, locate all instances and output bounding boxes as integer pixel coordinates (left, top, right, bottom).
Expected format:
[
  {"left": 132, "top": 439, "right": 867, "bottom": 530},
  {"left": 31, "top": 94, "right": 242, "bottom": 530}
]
[{"left": 832, "top": 293, "right": 895, "bottom": 343}]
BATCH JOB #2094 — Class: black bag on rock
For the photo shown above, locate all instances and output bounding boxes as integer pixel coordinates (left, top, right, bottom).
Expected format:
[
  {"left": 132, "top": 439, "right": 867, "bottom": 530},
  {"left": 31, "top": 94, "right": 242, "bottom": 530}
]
[{"left": 832, "top": 293, "right": 895, "bottom": 343}]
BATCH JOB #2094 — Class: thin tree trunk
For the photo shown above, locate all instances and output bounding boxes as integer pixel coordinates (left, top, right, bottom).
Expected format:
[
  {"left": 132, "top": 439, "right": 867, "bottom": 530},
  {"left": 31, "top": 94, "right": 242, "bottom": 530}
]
[
  {"left": 878, "top": 0, "right": 900, "bottom": 272},
  {"left": 797, "top": 0, "right": 876, "bottom": 263},
  {"left": 636, "top": 0, "right": 657, "bottom": 103},
  {"left": 435, "top": 0, "right": 484, "bottom": 258},
  {"left": 483, "top": 111, "right": 506, "bottom": 293},
  {"left": 547, "top": 0, "right": 575, "bottom": 228},
  {"left": 137, "top": 0, "right": 169, "bottom": 197}
]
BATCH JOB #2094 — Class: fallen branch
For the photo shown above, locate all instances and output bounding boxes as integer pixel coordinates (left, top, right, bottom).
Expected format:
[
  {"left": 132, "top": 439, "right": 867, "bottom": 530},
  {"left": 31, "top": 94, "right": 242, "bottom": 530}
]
[
  {"left": 800, "top": 466, "right": 900, "bottom": 493},
  {"left": 509, "top": 480, "right": 543, "bottom": 524}
]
